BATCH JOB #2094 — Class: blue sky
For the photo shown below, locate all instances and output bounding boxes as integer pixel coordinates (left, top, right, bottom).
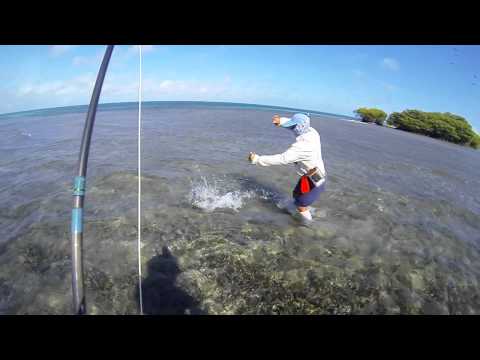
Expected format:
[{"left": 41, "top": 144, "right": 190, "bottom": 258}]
[{"left": 0, "top": 45, "right": 479, "bottom": 132}]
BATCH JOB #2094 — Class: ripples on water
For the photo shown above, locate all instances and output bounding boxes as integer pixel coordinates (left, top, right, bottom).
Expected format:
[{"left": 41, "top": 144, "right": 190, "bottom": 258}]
[{"left": 1, "top": 105, "right": 480, "bottom": 314}]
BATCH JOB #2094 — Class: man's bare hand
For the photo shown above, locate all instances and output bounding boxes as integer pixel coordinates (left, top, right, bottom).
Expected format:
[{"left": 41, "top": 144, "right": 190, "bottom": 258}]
[
  {"left": 272, "top": 115, "right": 281, "bottom": 126},
  {"left": 248, "top": 152, "right": 257, "bottom": 163}
]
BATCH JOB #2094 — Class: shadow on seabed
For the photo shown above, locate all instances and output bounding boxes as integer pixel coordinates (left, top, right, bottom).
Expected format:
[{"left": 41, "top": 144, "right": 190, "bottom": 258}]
[{"left": 137, "top": 245, "right": 207, "bottom": 315}]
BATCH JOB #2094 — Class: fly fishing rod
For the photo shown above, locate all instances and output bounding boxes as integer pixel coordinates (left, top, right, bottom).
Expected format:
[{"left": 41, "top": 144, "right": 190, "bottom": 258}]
[{"left": 71, "top": 45, "right": 114, "bottom": 315}]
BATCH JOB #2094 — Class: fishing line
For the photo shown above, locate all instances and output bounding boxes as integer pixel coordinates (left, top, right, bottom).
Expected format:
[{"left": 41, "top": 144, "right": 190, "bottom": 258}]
[{"left": 137, "top": 45, "right": 144, "bottom": 315}]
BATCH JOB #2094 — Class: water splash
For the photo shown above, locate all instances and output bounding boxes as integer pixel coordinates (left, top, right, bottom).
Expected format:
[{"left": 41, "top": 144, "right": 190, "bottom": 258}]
[{"left": 189, "top": 176, "right": 254, "bottom": 212}]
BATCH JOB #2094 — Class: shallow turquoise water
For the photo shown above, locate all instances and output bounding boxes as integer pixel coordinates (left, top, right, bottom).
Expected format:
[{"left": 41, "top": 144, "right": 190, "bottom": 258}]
[{"left": 1, "top": 103, "right": 479, "bottom": 314}]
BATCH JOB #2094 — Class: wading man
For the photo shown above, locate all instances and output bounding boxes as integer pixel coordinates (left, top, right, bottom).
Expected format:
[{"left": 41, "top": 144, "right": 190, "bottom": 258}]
[{"left": 248, "top": 113, "right": 326, "bottom": 222}]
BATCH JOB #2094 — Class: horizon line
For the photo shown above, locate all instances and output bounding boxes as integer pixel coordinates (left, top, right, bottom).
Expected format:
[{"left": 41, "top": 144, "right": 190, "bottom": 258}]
[{"left": 0, "top": 100, "right": 357, "bottom": 120}]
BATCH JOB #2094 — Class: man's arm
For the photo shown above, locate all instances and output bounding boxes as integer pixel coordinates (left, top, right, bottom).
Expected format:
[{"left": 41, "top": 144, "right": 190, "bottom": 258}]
[
  {"left": 251, "top": 142, "right": 309, "bottom": 166},
  {"left": 272, "top": 115, "right": 291, "bottom": 127}
]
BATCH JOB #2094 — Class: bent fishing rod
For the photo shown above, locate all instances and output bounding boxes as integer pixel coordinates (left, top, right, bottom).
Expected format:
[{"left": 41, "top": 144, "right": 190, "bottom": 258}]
[{"left": 71, "top": 45, "right": 114, "bottom": 315}]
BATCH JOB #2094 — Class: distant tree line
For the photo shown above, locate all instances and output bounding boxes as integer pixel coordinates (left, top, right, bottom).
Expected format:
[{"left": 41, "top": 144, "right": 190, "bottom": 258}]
[
  {"left": 354, "top": 108, "right": 387, "bottom": 126},
  {"left": 354, "top": 107, "right": 480, "bottom": 149}
]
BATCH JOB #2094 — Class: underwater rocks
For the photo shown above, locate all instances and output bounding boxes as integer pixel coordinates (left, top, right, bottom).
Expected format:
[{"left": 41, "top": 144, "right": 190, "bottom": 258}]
[
  {"left": 2, "top": 183, "right": 480, "bottom": 314},
  {"left": 156, "top": 217, "right": 480, "bottom": 315},
  {"left": 0, "top": 278, "right": 14, "bottom": 314},
  {"left": 3, "top": 212, "right": 480, "bottom": 315},
  {"left": 0, "top": 222, "right": 72, "bottom": 314},
  {"left": 6, "top": 223, "right": 70, "bottom": 276},
  {"left": 17, "top": 242, "right": 67, "bottom": 275},
  {"left": 0, "top": 216, "right": 143, "bottom": 314},
  {"left": 84, "top": 264, "right": 139, "bottom": 315},
  {"left": 163, "top": 229, "right": 372, "bottom": 314}
]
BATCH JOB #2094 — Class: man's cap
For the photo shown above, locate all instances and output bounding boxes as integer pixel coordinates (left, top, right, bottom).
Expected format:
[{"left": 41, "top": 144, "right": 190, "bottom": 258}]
[{"left": 279, "top": 113, "right": 310, "bottom": 128}]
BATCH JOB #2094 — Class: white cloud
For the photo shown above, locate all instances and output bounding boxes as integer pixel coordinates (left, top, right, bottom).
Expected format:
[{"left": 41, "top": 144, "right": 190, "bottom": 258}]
[
  {"left": 50, "top": 45, "right": 78, "bottom": 57},
  {"left": 17, "top": 73, "right": 96, "bottom": 97},
  {"left": 10, "top": 71, "right": 284, "bottom": 114},
  {"left": 381, "top": 57, "right": 400, "bottom": 71},
  {"left": 94, "top": 74, "right": 235, "bottom": 102}
]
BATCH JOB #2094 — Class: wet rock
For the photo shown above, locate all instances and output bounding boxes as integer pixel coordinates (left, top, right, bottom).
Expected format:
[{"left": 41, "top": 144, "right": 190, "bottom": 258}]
[
  {"left": 18, "top": 242, "right": 53, "bottom": 274},
  {"left": 84, "top": 266, "right": 115, "bottom": 308},
  {"left": 315, "top": 227, "right": 336, "bottom": 239},
  {"left": 298, "top": 227, "right": 314, "bottom": 237},
  {"left": 241, "top": 223, "right": 254, "bottom": 235},
  {"left": 422, "top": 300, "right": 449, "bottom": 315},
  {"left": 283, "top": 228, "right": 295, "bottom": 237},
  {"left": 0, "top": 278, "right": 14, "bottom": 313},
  {"left": 409, "top": 271, "right": 425, "bottom": 291}
]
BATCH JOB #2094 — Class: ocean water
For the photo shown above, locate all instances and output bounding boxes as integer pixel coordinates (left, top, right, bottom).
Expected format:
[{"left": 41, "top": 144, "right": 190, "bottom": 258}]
[{"left": 1, "top": 102, "right": 479, "bottom": 314}]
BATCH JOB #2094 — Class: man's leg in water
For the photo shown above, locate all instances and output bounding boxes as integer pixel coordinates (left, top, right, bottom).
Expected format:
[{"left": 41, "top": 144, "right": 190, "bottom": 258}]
[
  {"left": 296, "top": 206, "right": 313, "bottom": 220},
  {"left": 292, "top": 181, "right": 326, "bottom": 221},
  {"left": 293, "top": 189, "right": 313, "bottom": 221}
]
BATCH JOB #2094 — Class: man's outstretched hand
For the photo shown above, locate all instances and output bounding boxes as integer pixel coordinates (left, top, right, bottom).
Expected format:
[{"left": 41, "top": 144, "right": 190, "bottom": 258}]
[
  {"left": 248, "top": 152, "right": 257, "bottom": 163},
  {"left": 272, "top": 115, "right": 281, "bottom": 126}
]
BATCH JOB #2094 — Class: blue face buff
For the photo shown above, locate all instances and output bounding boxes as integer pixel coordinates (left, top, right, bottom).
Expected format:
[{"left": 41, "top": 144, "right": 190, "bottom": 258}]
[{"left": 280, "top": 113, "right": 311, "bottom": 136}]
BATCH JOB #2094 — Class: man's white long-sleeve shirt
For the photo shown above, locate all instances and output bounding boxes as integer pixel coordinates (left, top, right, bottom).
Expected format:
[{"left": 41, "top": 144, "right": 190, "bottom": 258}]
[{"left": 251, "top": 126, "right": 327, "bottom": 187}]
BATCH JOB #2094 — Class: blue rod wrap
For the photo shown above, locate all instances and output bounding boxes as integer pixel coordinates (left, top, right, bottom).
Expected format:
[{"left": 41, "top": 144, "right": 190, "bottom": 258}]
[
  {"left": 71, "top": 208, "right": 83, "bottom": 234},
  {"left": 73, "top": 176, "right": 86, "bottom": 196}
]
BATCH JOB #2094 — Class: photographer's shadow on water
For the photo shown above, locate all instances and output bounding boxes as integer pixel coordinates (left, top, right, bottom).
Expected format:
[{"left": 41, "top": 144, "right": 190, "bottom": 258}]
[{"left": 137, "top": 246, "right": 207, "bottom": 315}]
